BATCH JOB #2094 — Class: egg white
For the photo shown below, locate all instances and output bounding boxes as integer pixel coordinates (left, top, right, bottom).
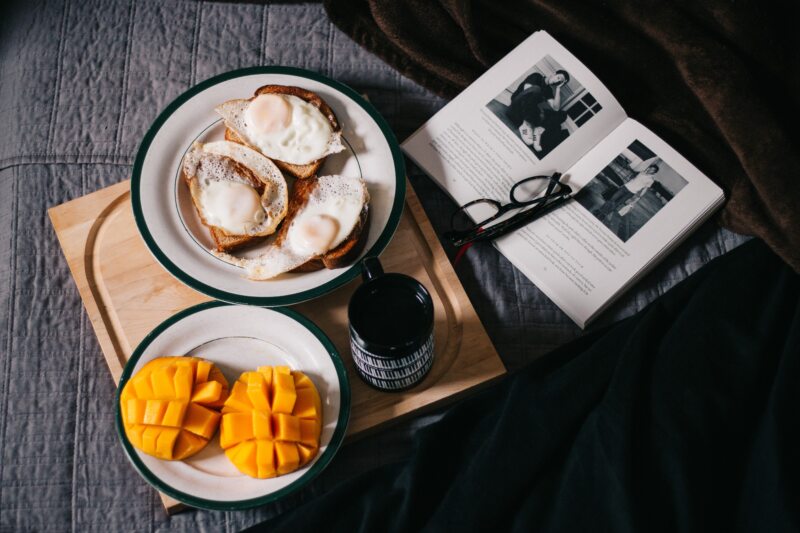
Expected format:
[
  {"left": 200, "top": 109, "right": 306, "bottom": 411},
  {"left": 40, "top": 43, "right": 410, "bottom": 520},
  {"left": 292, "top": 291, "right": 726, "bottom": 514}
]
[
  {"left": 182, "top": 141, "right": 288, "bottom": 237},
  {"left": 215, "top": 175, "right": 369, "bottom": 280},
  {"left": 216, "top": 94, "right": 344, "bottom": 166}
]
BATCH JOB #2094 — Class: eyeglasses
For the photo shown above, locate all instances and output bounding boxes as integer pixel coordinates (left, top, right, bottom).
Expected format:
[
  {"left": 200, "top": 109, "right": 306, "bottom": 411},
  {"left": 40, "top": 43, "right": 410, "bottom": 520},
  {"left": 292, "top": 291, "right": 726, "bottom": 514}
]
[{"left": 444, "top": 173, "right": 572, "bottom": 247}]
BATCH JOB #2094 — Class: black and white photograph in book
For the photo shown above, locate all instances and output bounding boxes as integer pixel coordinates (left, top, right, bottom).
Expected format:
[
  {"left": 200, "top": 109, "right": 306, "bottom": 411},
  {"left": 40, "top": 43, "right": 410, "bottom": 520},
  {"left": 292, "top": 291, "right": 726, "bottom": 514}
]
[
  {"left": 485, "top": 55, "right": 601, "bottom": 159},
  {"left": 574, "top": 140, "right": 688, "bottom": 242}
]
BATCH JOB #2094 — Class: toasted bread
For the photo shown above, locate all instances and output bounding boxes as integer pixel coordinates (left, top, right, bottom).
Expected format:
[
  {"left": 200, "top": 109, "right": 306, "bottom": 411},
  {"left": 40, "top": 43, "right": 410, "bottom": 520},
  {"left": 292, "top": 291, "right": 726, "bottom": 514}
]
[
  {"left": 289, "top": 206, "right": 370, "bottom": 272},
  {"left": 184, "top": 153, "right": 267, "bottom": 252},
  {"left": 274, "top": 176, "right": 370, "bottom": 273},
  {"left": 182, "top": 141, "right": 289, "bottom": 253},
  {"left": 212, "top": 175, "right": 369, "bottom": 280},
  {"left": 207, "top": 228, "right": 264, "bottom": 253},
  {"left": 218, "top": 85, "right": 342, "bottom": 179}
]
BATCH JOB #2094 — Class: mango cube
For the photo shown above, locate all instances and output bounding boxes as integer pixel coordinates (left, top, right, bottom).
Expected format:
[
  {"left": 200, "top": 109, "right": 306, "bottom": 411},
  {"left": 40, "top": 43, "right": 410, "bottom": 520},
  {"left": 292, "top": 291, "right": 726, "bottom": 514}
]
[
  {"left": 245, "top": 372, "right": 270, "bottom": 410},
  {"left": 142, "top": 426, "right": 160, "bottom": 455},
  {"left": 127, "top": 424, "right": 146, "bottom": 448},
  {"left": 126, "top": 399, "right": 147, "bottom": 425},
  {"left": 220, "top": 412, "right": 254, "bottom": 449},
  {"left": 252, "top": 410, "right": 272, "bottom": 440},
  {"left": 195, "top": 360, "right": 212, "bottom": 383},
  {"left": 156, "top": 428, "right": 181, "bottom": 459},
  {"left": 224, "top": 381, "right": 253, "bottom": 413},
  {"left": 257, "top": 366, "right": 273, "bottom": 388},
  {"left": 297, "top": 444, "right": 318, "bottom": 467},
  {"left": 161, "top": 400, "right": 188, "bottom": 427},
  {"left": 173, "top": 366, "right": 194, "bottom": 398},
  {"left": 299, "top": 418, "right": 321, "bottom": 447},
  {"left": 191, "top": 380, "right": 222, "bottom": 405},
  {"left": 143, "top": 400, "right": 167, "bottom": 425},
  {"left": 275, "top": 442, "right": 300, "bottom": 474},
  {"left": 293, "top": 388, "right": 319, "bottom": 419},
  {"left": 256, "top": 440, "right": 276, "bottom": 479},
  {"left": 226, "top": 441, "right": 258, "bottom": 478},
  {"left": 271, "top": 372, "right": 296, "bottom": 414},
  {"left": 131, "top": 375, "right": 154, "bottom": 399},
  {"left": 182, "top": 403, "right": 220, "bottom": 440},
  {"left": 150, "top": 366, "right": 177, "bottom": 399},
  {"left": 173, "top": 430, "right": 207, "bottom": 460},
  {"left": 292, "top": 371, "right": 314, "bottom": 390},
  {"left": 273, "top": 413, "right": 301, "bottom": 442}
]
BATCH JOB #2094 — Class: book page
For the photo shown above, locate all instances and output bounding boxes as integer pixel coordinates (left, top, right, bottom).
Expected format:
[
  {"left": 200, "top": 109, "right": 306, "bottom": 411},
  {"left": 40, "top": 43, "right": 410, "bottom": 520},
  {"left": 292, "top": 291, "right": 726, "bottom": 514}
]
[
  {"left": 402, "top": 30, "right": 626, "bottom": 207},
  {"left": 494, "top": 119, "right": 724, "bottom": 327}
]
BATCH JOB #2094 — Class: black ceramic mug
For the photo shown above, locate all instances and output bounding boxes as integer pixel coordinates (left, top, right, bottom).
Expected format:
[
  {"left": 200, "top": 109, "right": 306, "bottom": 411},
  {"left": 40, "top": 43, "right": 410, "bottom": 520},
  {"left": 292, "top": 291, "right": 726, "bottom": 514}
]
[{"left": 348, "top": 257, "right": 435, "bottom": 391}]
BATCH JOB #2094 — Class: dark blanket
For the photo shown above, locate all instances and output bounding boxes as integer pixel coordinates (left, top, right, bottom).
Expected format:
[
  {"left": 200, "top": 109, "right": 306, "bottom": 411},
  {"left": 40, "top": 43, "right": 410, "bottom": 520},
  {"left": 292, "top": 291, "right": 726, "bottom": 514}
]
[
  {"left": 323, "top": 0, "right": 800, "bottom": 272},
  {"left": 250, "top": 239, "right": 799, "bottom": 532}
]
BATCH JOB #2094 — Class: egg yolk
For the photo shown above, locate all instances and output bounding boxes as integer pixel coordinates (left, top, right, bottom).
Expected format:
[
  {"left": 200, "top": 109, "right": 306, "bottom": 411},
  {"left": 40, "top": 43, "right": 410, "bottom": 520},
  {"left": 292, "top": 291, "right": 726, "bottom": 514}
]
[
  {"left": 202, "top": 181, "right": 264, "bottom": 233},
  {"left": 244, "top": 94, "right": 292, "bottom": 135},
  {"left": 293, "top": 215, "right": 339, "bottom": 255}
]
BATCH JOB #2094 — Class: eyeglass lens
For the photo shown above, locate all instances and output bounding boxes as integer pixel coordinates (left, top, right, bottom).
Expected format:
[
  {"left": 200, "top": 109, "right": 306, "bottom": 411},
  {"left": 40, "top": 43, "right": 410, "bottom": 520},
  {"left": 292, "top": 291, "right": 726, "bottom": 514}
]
[{"left": 511, "top": 175, "right": 558, "bottom": 205}]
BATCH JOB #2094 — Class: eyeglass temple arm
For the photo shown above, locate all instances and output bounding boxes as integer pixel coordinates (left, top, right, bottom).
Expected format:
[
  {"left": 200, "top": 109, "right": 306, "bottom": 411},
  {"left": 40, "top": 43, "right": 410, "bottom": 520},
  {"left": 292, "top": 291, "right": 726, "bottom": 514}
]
[{"left": 451, "top": 191, "right": 572, "bottom": 246}]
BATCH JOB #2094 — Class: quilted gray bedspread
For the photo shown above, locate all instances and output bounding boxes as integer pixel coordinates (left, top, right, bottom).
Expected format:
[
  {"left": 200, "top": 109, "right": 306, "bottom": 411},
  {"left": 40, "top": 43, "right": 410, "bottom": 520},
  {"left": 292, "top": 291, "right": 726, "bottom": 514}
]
[{"left": 0, "top": 1, "right": 748, "bottom": 531}]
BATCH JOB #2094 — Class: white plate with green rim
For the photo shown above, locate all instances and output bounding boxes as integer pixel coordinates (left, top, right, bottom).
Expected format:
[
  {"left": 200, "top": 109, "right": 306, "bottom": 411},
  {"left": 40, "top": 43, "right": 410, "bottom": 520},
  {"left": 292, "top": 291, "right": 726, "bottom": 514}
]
[
  {"left": 115, "top": 301, "right": 350, "bottom": 510},
  {"left": 131, "top": 66, "right": 405, "bottom": 306}
]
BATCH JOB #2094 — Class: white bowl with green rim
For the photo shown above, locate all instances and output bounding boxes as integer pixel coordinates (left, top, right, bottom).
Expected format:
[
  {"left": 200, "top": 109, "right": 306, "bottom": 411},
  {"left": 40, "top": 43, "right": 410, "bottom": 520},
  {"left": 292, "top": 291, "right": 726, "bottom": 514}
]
[
  {"left": 115, "top": 302, "right": 350, "bottom": 510},
  {"left": 131, "top": 66, "right": 405, "bottom": 306}
]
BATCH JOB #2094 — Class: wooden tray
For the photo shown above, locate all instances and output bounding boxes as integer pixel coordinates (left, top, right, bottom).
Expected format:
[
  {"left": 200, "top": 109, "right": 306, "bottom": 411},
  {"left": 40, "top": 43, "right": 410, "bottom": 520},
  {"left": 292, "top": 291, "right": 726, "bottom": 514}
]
[{"left": 49, "top": 180, "right": 505, "bottom": 513}]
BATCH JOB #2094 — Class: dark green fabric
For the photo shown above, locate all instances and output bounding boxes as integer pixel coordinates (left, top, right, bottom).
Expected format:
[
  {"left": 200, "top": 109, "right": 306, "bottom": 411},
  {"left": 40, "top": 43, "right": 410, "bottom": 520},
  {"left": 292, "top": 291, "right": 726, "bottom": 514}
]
[
  {"left": 323, "top": 0, "right": 800, "bottom": 273},
  {"left": 249, "top": 239, "right": 799, "bottom": 532}
]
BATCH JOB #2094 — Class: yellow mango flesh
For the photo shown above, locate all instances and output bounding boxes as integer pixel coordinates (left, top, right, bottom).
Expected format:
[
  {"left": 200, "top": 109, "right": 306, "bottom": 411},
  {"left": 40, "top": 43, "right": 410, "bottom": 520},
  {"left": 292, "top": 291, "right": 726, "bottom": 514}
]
[
  {"left": 219, "top": 412, "right": 254, "bottom": 449},
  {"left": 274, "top": 441, "right": 300, "bottom": 475},
  {"left": 297, "top": 444, "right": 318, "bottom": 467},
  {"left": 126, "top": 399, "right": 147, "bottom": 425},
  {"left": 220, "top": 367, "right": 322, "bottom": 478},
  {"left": 182, "top": 403, "right": 221, "bottom": 440},
  {"left": 120, "top": 356, "right": 229, "bottom": 460},
  {"left": 257, "top": 366, "right": 274, "bottom": 388},
  {"left": 161, "top": 400, "right": 188, "bottom": 427},
  {"left": 195, "top": 360, "right": 212, "bottom": 383},
  {"left": 191, "top": 380, "right": 223, "bottom": 405},
  {"left": 252, "top": 410, "right": 273, "bottom": 440},
  {"left": 270, "top": 372, "right": 297, "bottom": 414},
  {"left": 257, "top": 440, "right": 276, "bottom": 478},
  {"left": 293, "top": 388, "right": 320, "bottom": 419},
  {"left": 223, "top": 381, "right": 253, "bottom": 413},
  {"left": 273, "top": 413, "right": 301, "bottom": 442},
  {"left": 225, "top": 441, "right": 258, "bottom": 478}
]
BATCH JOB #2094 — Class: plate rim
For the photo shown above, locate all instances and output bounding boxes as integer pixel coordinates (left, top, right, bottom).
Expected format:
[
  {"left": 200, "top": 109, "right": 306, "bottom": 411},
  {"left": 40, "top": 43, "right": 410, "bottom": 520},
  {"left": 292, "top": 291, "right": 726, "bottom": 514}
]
[
  {"left": 131, "top": 65, "right": 406, "bottom": 306},
  {"left": 114, "top": 301, "right": 351, "bottom": 511}
]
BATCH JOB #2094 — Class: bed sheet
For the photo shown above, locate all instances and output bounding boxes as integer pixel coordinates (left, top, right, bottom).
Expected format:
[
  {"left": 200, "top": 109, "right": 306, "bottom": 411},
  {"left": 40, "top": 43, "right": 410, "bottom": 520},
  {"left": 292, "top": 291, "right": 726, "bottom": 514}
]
[{"left": 0, "top": 1, "right": 748, "bottom": 531}]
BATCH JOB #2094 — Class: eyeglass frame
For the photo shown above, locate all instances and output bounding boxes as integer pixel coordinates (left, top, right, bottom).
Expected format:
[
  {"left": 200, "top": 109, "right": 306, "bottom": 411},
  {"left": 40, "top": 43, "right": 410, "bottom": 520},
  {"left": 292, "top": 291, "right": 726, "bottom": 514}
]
[{"left": 444, "top": 172, "right": 572, "bottom": 247}]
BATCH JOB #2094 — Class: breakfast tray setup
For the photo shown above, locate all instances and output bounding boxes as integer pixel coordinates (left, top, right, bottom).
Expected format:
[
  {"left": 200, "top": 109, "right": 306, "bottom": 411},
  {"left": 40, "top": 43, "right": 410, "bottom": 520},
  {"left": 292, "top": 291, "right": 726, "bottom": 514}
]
[{"left": 49, "top": 178, "right": 506, "bottom": 512}]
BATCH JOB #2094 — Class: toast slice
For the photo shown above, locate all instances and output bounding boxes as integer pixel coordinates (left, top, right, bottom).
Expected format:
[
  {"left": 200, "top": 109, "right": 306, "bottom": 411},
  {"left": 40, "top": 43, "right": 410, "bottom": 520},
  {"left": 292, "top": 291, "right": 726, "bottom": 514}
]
[
  {"left": 182, "top": 142, "right": 288, "bottom": 253},
  {"left": 289, "top": 206, "right": 370, "bottom": 272},
  {"left": 218, "top": 85, "right": 342, "bottom": 180},
  {"left": 184, "top": 154, "right": 267, "bottom": 252},
  {"left": 212, "top": 175, "right": 369, "bottom": 280},
  {"left": 208, "top": 227, "right": 264, "bottom": 253},
  {"left": 275, "top": 176, "right": 370, "bottom": 273}
]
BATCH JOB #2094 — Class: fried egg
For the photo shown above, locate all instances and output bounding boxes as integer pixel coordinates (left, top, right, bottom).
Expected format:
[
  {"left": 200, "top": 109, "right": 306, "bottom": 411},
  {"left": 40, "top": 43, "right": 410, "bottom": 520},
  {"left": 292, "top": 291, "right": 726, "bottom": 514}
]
[
  {"left": 215, "top": 175, "right": 369, "bottom": 280},
  {"left": 182, "top": 140, "right": 288, "bottom": 236},
  {"left": 216, "top": 93, "right": 344, "bottom": 166}
]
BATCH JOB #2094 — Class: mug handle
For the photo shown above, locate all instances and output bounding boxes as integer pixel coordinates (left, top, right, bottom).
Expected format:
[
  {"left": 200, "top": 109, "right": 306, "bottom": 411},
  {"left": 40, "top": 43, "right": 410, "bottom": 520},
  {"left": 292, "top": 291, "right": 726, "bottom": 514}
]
[{"left": 361, "top": 256, "right": 384, "bottom": 282}]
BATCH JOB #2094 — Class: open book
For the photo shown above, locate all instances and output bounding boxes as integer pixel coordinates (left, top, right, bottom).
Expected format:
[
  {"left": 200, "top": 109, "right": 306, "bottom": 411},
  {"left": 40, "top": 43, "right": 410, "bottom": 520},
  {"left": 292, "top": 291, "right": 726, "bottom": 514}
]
[{"left": 403, "top": 31, "right": 724, "bottom": 328}]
